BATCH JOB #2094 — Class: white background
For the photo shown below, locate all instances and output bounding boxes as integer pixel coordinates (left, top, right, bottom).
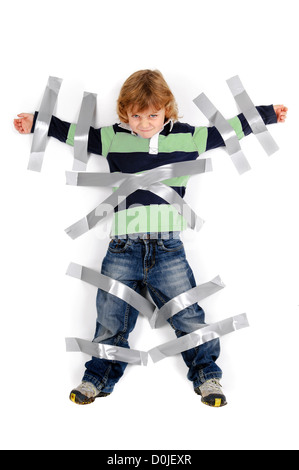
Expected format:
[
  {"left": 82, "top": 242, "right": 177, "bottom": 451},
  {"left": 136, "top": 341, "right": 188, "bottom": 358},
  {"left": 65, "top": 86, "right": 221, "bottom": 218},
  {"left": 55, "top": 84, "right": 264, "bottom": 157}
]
[{"left": 1, "top": 0, "right": 299, "bottom": 451}]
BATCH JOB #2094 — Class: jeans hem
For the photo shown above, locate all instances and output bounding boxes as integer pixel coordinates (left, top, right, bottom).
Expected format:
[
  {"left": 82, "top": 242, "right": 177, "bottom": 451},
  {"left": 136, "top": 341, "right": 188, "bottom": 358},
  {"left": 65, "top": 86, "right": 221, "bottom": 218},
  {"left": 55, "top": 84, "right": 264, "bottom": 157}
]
[
  {"left": 193, "top": 372, "right": 223, "bottom": 389},
  {"left": 82, "top": 374, "right": 115, "bottom": 394}
]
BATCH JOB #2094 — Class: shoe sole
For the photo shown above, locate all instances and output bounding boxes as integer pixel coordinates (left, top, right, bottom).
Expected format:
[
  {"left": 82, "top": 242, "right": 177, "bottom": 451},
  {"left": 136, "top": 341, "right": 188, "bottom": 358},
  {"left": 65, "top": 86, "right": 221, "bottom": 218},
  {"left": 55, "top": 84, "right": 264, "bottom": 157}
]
[
  {"left": 195, "top": 389, "right": 227, "bottom": 408},
  {"left": 69, "top": 390, "right": 110, "bottom": 405},
  {"left": 202, "top": 396, "right": 227, "bottom": 407}
]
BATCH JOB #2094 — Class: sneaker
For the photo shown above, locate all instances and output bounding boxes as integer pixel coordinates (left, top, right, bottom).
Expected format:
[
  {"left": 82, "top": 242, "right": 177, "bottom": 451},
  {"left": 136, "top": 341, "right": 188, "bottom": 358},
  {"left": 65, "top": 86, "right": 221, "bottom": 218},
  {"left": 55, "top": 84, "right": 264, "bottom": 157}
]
[
  {"left": 69, "top": 381, "right": 110, "bottom": 405},
  {"left": 195, "top": 379, "right": 227, "bottom": 407}
]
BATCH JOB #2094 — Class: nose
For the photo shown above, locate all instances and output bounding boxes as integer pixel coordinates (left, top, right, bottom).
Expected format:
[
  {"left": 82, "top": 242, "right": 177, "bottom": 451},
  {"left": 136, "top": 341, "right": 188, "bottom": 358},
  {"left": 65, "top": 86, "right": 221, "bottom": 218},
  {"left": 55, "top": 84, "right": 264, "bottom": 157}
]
[{"left": 139, "top": 117, "right": 151, "bottom": 129}]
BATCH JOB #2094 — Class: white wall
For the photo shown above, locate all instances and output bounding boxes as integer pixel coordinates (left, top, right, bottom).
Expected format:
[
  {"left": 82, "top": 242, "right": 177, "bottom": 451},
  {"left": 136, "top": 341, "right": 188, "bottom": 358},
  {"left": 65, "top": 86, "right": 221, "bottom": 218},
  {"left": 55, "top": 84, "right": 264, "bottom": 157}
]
[{"left": 2, "top": 0, "right": 299, "bottom": 450}]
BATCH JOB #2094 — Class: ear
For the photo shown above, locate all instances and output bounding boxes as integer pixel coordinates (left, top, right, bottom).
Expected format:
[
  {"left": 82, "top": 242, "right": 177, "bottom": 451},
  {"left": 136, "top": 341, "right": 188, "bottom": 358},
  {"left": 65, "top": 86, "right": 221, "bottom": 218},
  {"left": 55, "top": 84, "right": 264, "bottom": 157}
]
[{"left": 164, "top": 106, "right": 171, "bottom": 120}]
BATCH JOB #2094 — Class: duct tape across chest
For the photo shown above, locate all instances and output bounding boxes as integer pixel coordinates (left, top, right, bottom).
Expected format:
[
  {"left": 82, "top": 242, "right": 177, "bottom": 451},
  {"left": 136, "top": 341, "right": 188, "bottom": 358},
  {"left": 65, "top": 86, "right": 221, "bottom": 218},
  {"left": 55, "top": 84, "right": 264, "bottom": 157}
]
[{"left": 64, "top": 159, "right": 212, "bottom": 239}]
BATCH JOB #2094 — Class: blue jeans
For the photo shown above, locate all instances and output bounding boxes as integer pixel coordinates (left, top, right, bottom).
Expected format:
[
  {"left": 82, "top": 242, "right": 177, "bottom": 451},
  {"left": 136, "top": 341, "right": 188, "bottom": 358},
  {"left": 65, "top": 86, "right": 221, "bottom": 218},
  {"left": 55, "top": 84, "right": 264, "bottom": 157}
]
[{"left": 83, "top": 235, "right": 222, "bottom": 393}]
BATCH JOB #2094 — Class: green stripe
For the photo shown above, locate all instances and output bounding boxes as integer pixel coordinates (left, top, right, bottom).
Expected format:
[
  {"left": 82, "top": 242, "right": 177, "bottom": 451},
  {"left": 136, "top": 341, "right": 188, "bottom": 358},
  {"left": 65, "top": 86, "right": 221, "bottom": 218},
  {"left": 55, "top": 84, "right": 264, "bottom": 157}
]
[
  {"left": 109, "top": 133, "right": 150, "bottom": 153},
  {"left": 192, "top": 126, "right": 208, "bottom": 155},
  {"left": 159, "top": 133, "right": 198, "bottom": 153},
  {"left": 66, "top": 123, "right": 76, "bottom": 147},
  {"left": 228, "top": 116, "right": 244, "bottom": 140},
  {"left": 162, "top": 175, "right": 190, "bottom": 187},
  {"left": 111, "top": 205, "right": 187, "bottom": 236},
  {"left": 109, "top": 131, "right": 198, "bottom": 154},
  {"left": 192, "top": 119, "right": 244, "bottom": 154},
  {"left": 101, "top": 126, "right": 116, "bottom": 157}
]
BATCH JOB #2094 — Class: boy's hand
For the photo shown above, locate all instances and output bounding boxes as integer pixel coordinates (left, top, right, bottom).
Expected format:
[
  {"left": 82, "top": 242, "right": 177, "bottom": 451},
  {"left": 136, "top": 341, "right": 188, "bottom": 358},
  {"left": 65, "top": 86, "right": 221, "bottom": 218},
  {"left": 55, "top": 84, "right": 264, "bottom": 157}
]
[
  {"left": 13, "top": 113, "right": 34, "bottom": 134},
  {"left": 274, "top": 105, "right": 288, "bottom": 123}
]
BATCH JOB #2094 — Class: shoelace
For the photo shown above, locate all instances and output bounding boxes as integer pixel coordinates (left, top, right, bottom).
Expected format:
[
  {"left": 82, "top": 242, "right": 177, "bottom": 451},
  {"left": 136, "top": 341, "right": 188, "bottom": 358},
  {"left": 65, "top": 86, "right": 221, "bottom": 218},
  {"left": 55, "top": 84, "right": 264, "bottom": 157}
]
[
  {"left": 201, "top": 379, "right": 222, "bottom": 394},
  {"left": 80, "top": 382, "right": 98, "bottom": 396}
]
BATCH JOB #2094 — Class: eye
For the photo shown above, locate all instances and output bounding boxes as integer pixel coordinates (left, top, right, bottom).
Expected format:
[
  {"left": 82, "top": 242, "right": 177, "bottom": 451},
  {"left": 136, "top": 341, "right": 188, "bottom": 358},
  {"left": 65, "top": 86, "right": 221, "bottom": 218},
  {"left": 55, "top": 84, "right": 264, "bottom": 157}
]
[{"left": 150, "top": 114, "right": 158, "bottom": 119}]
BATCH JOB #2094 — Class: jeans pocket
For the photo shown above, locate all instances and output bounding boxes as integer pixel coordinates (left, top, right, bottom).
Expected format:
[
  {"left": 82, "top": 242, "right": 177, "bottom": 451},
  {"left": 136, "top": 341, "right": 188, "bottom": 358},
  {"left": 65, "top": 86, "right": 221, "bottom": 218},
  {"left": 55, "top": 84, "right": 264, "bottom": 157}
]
[
  {"left": 159, "top": 238, "right": 184, "bottom": 252},
  {"left": 108, "top": 239, "right": 131, "bottom": 253}
]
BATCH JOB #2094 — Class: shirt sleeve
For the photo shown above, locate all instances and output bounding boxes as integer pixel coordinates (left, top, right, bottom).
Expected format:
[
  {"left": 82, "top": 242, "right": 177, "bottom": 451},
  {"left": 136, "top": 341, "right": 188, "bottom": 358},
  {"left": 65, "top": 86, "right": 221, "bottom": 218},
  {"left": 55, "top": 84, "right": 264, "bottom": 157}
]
[
  {"left": 192, "top": 105, "right": 277, "bottom": 154},
  {"left": 30, "top": 111, "right": 113, "bottom": 157}
]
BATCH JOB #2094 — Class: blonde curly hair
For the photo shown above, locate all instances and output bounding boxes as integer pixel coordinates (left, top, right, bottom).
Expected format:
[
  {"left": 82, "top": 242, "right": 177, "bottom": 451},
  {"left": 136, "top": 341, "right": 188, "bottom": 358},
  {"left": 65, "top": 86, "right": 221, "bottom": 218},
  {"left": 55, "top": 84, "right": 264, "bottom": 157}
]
[{"left": 117, "top": 69, "right": 179, "bottom": 124}]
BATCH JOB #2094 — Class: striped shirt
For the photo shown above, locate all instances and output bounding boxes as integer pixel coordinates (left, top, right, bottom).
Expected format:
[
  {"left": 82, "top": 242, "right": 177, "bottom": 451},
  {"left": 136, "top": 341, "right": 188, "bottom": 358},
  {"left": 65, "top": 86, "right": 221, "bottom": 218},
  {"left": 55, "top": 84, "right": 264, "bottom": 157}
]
[{"left": 32, "top": 105, "right": 277, "bottom": 236}]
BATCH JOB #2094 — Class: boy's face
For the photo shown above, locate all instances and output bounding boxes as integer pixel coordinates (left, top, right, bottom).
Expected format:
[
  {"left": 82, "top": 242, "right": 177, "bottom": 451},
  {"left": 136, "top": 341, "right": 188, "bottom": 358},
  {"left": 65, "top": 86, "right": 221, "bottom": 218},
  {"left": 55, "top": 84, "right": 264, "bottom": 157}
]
[{"left": 127, "top": 107, "right": 166, "bottom": 139}]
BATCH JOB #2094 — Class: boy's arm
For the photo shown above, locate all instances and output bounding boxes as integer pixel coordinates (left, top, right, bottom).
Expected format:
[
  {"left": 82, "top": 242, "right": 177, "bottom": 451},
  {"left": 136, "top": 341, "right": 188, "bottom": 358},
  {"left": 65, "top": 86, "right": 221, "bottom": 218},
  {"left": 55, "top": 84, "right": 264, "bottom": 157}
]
[
  {"left": 30, "top": 112, "right": 104, "bottom": 155},
  {"left": 14, "top": 112, "right": 107, "bottom": 156},
  {"left": 193, "top": 105, "right": 284, "bottom": 153}
]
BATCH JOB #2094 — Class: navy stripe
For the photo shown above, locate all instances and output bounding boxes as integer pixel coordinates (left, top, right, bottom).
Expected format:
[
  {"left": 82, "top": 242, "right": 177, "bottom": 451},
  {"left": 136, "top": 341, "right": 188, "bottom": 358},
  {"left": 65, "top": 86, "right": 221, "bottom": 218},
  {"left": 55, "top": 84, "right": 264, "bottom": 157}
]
[
  {"left": 206, "top": 126, "right": 225, "bottom": 151},
  {"left": 166, "top": 122, "right": 195, "bottom": 135},
  {"left": 240, "top": 105, "right": 277, "bottom": 136},
  {"left": 113, "top": 124, "right": 130, "bottom": 134},
  {"left": 48, "top": 115, "right": 71, "bottom": 143},
  {"left": 107, "top": 151, "right": 199, "bottom": 173},
  {"left": 160, "top": 121, "right": 172, "bottom": 136},
  {"left": 88, "top": 127, "right": 103, "bottom": 155}
]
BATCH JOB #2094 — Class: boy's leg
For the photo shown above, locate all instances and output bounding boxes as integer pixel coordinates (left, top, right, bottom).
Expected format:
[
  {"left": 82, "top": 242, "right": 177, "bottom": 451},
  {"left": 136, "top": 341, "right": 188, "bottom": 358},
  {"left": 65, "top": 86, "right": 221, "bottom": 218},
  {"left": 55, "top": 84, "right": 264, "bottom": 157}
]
[
  {"left": 77, "top": 239, "right": 143, "bottom": 396},
  {"left": 146, "top": 237, "right": 223, "bottom": 390},
  {"left": 82, "top": 282, "right": 141, "bottom": 394}
]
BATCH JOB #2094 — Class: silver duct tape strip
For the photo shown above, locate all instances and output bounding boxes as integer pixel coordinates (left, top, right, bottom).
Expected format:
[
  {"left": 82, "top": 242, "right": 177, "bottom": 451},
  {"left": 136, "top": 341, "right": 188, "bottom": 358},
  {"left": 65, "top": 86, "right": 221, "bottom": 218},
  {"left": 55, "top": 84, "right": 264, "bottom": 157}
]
[
  {"left": 65, "top": 159, "right": 211, "bottom": 239},
  {"left": 73, "top": 92, "right": 97, "bottom": 171},
  {"left": 226, "top": 75, "right": 279, "bottom": 156},
  {"left": 66, "top": 170, "right": 126, "bottom": 187},
  {"left": 66, "top": 158, "right": 212, "bottom": 187},
  {"left": 147, "top": 182, "right": 204, "bottom": 231},
  {"left": 66, "top": 337, "right": 148, "bottom": 366},
  {"left": 65, "top": 190, "right": 126, "bottom": 239},
  {"left": 151, "top": 276, "right": 225, "bottom": 329},
  {"left": 66, "top": 262, "right": 156, "bottom": 321},
  {"left": 193, "top": 93, "right": 251, "bottom": 175},
  {"left": 148, "top": 313, "right": 249, "bottom": 363},
  {"left": 28, "top": 76, "right": 63, "bottom": 172}
]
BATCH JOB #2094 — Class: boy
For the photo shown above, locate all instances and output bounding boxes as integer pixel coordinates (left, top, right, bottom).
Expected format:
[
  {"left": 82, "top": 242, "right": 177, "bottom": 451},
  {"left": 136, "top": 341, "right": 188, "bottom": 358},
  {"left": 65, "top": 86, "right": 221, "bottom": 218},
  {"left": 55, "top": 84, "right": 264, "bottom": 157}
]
[{"left": 14, "top": 70, "right": 287, "bottom": 407}]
